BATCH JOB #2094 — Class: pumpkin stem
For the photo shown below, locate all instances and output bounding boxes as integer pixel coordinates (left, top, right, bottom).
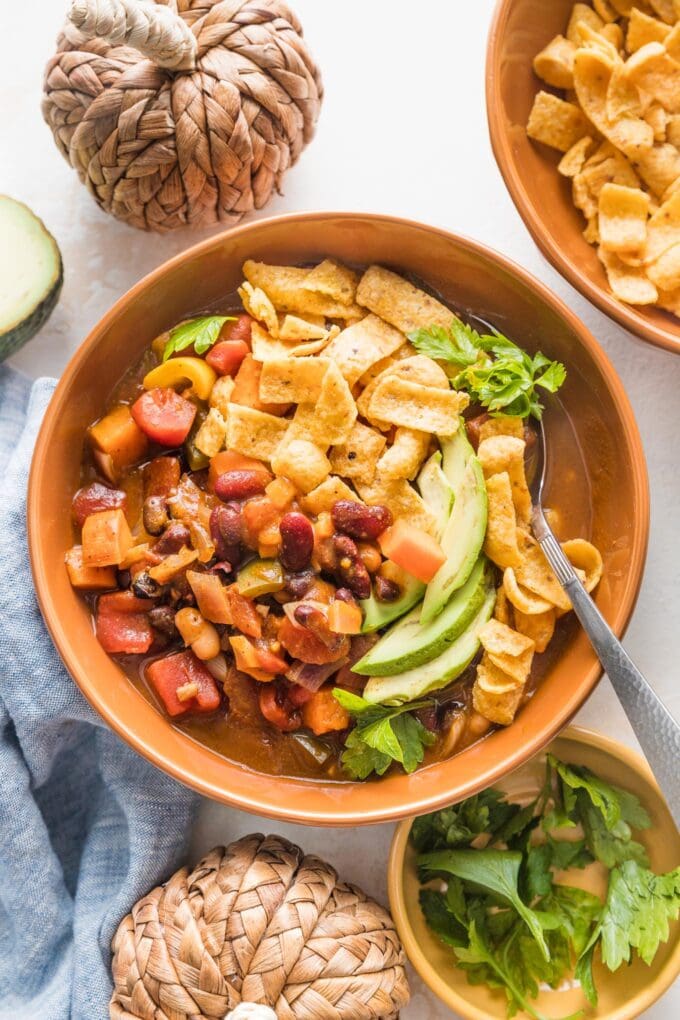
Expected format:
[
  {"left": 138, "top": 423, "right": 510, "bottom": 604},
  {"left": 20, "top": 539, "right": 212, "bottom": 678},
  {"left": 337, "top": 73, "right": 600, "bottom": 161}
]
[{"left": 67, "top": 0, "right": 198, "bottom": 71}]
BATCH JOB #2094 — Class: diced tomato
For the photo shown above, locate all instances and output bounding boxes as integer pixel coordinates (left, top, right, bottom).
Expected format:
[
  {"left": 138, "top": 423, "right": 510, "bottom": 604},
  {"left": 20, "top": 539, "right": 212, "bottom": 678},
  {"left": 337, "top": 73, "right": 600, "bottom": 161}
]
[
  {"left": 278, "top": 616, "right": 345, "bottom": 666},
  {"left": 146, "top": 650, "right": 221, "bottom": 718},
  {"left": 131, "top": 388, "right": 197, "bottom": 446},
  {"left": 206, "top": 340, "right": 249, "bottom": 377},
  {"left": 96, "top": 590, "right": 155, "bottom": 654},
  {"left": 72, "top": 482, "right": 127, "bottom": 527},
  {"left": 226, "top": 589, "right": 262, "bottom": 638},
  {"left": 287, "top": 683, "right": 314, "bottom": 707},
  {"left": 229, "top": 635, "right": 287, "bottom": 678},
  {"left": 208, "top": 451, "right": 272, "bottom": 491},
  {"left": 301, "top": 686, "right": 350, "bottom": 735},
  {"left": 143, "top": 456, "right": 181, "bottom": 498},
  {"left": 465, "top": 413, "right": 490, "bottom": 451},
  {"left": 221, "top": 314, "right": 253, "bottom": 345},
  {"left": 258, "top": 684, "right": 301, "bottom": 732},
  {"left": 379, "top": 520, "right": 446, "bottom": 583}
]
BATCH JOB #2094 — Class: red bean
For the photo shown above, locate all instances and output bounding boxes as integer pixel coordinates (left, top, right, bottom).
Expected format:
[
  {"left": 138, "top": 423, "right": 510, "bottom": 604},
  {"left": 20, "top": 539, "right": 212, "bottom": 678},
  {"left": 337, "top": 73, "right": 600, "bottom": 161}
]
[
  {"left": 210, "top": 504, "right": 243, "bottom": 563},
  {"left": 333, "top": 534, "right": 371, "bottom": 600},
  {"left": 284, "top": 570, "right": 315, "bottom": 598},
  {"left": 334, "top": 587, "right": 358, "bottom": 606},
  {"left": 259, "top": 684, "right": 301, "bottom": 732},
  {"left": 153, "top": 522, "right": 191, "bottom": 555},
  {"left": 331, "top": 500, "right": 393, "bottom": 540},
  {"left": 279, "top": 512, "right": 314, "bottom": 572},
  {"left": 72, "top": 482, "right": 126, "bottom": 526},
  {"left": 375, "top": 576, "right": 401, "bottom": 603},
  {"left": 214, "top": 470, "right": 267, "bottom": 502}
]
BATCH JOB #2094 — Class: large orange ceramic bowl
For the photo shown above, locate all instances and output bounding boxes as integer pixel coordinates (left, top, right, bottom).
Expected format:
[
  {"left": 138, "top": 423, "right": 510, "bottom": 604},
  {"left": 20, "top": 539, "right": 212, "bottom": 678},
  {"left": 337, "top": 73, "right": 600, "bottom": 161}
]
[
  {"left": 487, "top": 0, "right": 680, "bottom": 355},
  {"left": 28, "top": 212, "right": 649, "bottom": 825}
]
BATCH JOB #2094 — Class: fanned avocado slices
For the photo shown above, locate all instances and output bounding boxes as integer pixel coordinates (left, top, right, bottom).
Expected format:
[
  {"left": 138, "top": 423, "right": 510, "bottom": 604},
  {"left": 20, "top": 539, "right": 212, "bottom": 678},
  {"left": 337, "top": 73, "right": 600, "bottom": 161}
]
[{"left": 0, "top": 196, "right": 63, "bottom": 361}]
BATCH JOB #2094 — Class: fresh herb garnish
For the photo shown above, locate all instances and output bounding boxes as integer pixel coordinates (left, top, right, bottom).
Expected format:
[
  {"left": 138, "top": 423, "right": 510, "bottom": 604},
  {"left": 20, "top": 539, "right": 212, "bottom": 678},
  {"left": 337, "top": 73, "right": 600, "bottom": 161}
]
[
  {"left": 162, "top": 315, "right": 235, "bottom": 361},
  {"left": 332, "top": 689, "right": 434, "bottom": 779},
  {"left": 412, "top": 755, "right": 680, "bottom": 1016},
  {"left": 408, "top": 319, "right": 566, "bottom": 419}
]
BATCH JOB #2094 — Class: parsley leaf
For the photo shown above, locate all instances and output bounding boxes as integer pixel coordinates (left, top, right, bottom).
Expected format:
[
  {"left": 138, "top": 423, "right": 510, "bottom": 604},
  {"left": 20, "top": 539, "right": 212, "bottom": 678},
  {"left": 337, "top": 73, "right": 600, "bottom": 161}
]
[
  {"left": 418, "top": 848, "right": 550, "bottom": 961},
  {"left": 592, "top": 860, "right": 680, "bottom": 969},
  {"left": 410, "top": 789, "right": 523, "bottom": 852},
  {"left": 332, "top": 689, "right": 434, "bottom": 779},
  {"left": 408, "top": 319, "right": 566, "bottom": 419},
  {"left": 162, "top": 315, "right": 234, "bottom": 361}
]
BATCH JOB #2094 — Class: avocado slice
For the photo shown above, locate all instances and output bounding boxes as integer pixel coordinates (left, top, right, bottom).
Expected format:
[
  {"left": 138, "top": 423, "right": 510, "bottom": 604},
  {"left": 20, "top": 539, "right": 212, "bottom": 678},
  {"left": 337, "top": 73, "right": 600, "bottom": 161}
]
[
  {"left": 360, "top": 572, "right": 425, "bottom": 633},
  {"left": 363, "top": 585, "right": 496, "bottom": 705},
  {"left": 420, "top": 430, "right": 488, "bottom": 624},
  {"left": 417, "top": 450, "right": 454, "bottom": 541},
  {"left": 0, "top": 196, "right": 63, "bottom": 361},
  {"left": 354, "top": 557, "right": 488, "bottom": 676}
]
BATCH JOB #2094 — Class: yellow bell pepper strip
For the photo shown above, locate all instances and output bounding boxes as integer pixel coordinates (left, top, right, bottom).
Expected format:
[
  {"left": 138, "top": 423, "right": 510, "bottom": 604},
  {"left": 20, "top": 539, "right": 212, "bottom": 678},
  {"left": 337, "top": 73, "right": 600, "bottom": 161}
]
[{"left": 143, "top": 357, "right": 216, "bottom": 401}]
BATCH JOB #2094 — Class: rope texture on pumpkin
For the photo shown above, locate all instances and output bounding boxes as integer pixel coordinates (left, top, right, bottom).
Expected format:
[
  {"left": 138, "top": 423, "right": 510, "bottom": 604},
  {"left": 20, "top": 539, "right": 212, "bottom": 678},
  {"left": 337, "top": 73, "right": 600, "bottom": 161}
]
[
  {"left": 68, "top": 0, "right": 199, "bottom": 70},
  {"left": 42, "top": 0, "right": 323, "bottom": 231},
  {"left": 109, "top": 834, "right": 410, "bottom": 1019}
]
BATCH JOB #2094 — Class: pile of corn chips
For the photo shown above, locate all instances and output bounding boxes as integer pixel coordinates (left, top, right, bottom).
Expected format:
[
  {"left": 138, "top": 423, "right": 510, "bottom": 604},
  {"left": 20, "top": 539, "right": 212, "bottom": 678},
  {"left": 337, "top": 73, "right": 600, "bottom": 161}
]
[
  {"left": 527, "top": 1, "right": 680, "bottom": 315},
  {"left": 194, "top": 257, "right": 602, "bottom": 729},
  {"left": 472, "top": 427, "right": 602, "bottom": 725}
]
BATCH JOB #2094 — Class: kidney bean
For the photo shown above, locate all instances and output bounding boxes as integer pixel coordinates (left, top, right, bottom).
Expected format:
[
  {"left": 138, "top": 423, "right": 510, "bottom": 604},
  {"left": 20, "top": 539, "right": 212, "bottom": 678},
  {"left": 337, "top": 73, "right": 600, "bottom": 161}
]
[
  {"left": 374, "top": 576, "right": 401, "bottom": 603},
  {"left": 284, "top": 570, "right": 315, "bottom": 598},
  {"left": 331, "top": 500, "right": 393, "bottom": 540},
  {"left": 210, "top": 504, "right": 243, "bottom": 563},
  {"left": 334, "top": 587, "right": 358, "bottom": 606},
  {"left": 72, "top": 482, "right": 126, "bottom": 527},
  {"left": 142, "top": 495, "right": 169, "bottom": 536},
  {"left": 132, "top": 571, "right": 161, "bottom": 599},
  {"left": 332, "top": 534, "right": 371, "bottom": 600},
  {"left": 258, "top": 684, "right": 301, "bottom": 732},
  {"left": 153, "top": 522, "right": 191, "bottom": 555},
  {"left": 214, "top": 470, "right": 266, "bottom": 502},
  {"left": 149, "top": 605, "right": 177, "bottom": 637},
  {"left": 116, "top": 569, "right": 131, "bottom": 590},
  {"left": 279, "top": 512, "right": 314, "bottom": 572}
]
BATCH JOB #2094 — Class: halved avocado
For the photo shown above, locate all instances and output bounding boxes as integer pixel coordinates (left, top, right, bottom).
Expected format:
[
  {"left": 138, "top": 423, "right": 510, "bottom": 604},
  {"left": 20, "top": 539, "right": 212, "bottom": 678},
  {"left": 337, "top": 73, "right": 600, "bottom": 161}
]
[
  {"left": 353, "top": 557, "right": 488, "bottom": 676},
  {"left": 360, "top": 572, "right": 425, "bottom": 633},
  {"left": 420, "top": 430, "right": 488, "bottom": 624},
  {"left": 0, "top": 196, "right": 63, "bottom": 361},
  {"left": 362, "top": 585, "right": 496, "bottom": 705},
  {"left": 416, "top": 450, "right": 454, "bottom": 541}
]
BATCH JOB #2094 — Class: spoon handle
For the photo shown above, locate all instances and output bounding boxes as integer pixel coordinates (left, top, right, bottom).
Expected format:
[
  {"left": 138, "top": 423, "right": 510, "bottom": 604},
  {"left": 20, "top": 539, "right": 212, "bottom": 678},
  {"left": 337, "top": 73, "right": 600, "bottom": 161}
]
[{"left": 532, "top": 517, "right": 680, "bottom": 828}]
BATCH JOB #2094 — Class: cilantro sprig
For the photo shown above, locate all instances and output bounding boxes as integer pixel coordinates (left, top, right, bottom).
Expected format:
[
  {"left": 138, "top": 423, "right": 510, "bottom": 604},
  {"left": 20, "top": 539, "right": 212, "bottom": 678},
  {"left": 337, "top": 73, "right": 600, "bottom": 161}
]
[
  {"left": 162, "top": 315, "right": 235, "bottom": 361},
  {"left": 332, "top": 689, "right": 435, "bottom": 779},
  {"left": 413, "top": 755, "right": 680, "bottom": 1017},
  {"left": 408, "top": 319, "right": 566, "bottom": 420}
]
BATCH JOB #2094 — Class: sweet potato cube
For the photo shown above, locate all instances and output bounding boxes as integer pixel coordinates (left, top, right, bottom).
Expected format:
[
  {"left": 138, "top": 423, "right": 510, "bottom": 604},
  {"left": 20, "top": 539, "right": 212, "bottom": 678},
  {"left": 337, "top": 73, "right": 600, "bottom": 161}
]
[
  {"left": 378, "top": 519, "right": 446, "bottom": 583},
  {"left": 81, "top": 508, "right": 133, "bottom": 567},
  {"left": 89, "top": 404, "right": 148, "bottom": 480},
  {"left": 65, "top": 545, "right": 117, "bottom": 590},
  {"left": 301, "top": 686, "right": 351, "bottom": 735}
]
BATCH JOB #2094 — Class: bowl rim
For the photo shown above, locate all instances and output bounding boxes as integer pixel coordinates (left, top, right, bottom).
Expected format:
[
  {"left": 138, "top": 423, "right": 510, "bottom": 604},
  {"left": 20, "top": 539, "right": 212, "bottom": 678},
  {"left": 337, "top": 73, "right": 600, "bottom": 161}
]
[
  {"left": 388, "top": 724, "right": 680, "bottom": 1020},
  {"left": 28, "top": 210, "right": 650, "bottom": 824},
  {"left": 486, "top": 0, "right": 680, "bottom": 357}
]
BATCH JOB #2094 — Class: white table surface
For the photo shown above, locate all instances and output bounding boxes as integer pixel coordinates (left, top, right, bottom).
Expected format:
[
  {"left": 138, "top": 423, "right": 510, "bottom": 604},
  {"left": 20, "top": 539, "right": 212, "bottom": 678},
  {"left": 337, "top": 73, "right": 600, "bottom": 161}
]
[{"left": 3, "top": 1, "right": 679, "bottom": 1017}]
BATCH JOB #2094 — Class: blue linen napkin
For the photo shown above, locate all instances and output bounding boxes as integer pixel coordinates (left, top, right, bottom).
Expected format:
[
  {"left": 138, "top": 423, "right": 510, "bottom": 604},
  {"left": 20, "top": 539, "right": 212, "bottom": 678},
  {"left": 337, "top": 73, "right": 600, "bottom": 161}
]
[{"left": 0, "top": 367, "right": 198, "bottom": 1020}]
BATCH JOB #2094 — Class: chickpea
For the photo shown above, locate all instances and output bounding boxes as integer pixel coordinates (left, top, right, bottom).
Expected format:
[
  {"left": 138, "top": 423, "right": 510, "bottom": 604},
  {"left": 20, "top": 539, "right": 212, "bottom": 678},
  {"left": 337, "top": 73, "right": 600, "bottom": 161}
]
[
  {"left": 175, "top": 607, "right": 221, "bottom": 661},
  {"left": 357, "top": 542, "right": 382, "bottom": 574},
  {"left": 466, "top": 710, "right": 493, "bottom": 740}
]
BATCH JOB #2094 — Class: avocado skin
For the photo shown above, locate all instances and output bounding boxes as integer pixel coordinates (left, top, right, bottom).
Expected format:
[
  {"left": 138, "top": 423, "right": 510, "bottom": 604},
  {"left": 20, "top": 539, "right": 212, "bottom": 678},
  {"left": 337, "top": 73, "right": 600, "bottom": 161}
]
[
  {"left": 360, "top": 573, "right": 425, "bottom": 634},
  {"left": 354, "top": 557, "right": 488, "bottom": 676},
  {"left": 362, "top": 585, "right": 497, "bottom": 705},
  {"left": 0, "top": 261, "right": 63, "bottom": 362}
]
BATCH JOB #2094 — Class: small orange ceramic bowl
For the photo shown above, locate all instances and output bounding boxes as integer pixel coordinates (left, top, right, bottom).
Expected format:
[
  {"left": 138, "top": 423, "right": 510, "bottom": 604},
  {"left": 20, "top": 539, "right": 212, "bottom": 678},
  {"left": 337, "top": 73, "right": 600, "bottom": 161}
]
[
  {"left": 28, "top": 212, "right": 649, "bottom": 825},
  {"left": 487, "top": 0, "right": 680, "bottom": 355},
  {"left": 389, "top": 726, "right": 680, "bottom": 1020}
]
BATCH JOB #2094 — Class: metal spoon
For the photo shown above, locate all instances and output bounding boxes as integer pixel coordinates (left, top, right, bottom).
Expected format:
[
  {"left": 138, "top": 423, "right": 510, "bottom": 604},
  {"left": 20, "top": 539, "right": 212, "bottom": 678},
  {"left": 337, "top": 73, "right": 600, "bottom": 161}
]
[{"left": 530, "top": 416, "right": 680, "bottom": 827}]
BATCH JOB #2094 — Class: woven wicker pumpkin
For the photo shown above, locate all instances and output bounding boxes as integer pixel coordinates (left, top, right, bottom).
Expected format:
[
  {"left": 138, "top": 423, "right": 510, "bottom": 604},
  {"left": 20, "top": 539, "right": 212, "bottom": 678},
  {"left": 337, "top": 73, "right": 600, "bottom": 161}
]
[
  {"left": 110, "top": 834, "right": 410, "bottom": 1019},
  {"left": 42, "top": 0, "right": 323, "bottom": 231}
]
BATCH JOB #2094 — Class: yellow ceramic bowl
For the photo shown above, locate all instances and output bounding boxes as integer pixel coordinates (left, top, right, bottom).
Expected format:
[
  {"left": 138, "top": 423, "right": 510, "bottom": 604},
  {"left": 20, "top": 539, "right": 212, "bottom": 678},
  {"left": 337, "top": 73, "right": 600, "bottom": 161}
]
[{"left": 388, "top": 726, "right": 680, "bottom": 1020}]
